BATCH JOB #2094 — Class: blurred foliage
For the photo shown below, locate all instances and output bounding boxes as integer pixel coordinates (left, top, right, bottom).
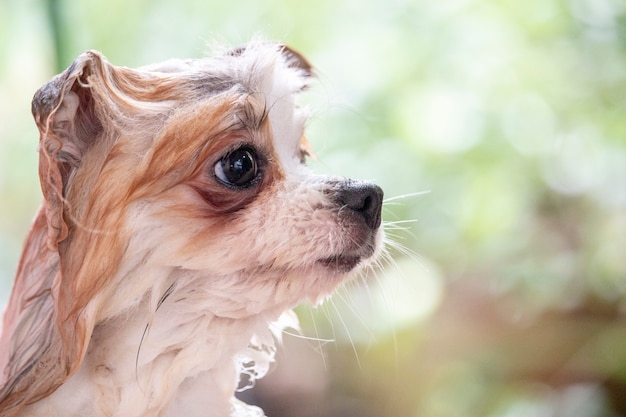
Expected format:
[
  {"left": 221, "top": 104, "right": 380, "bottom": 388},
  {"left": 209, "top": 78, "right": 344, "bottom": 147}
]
[{"left": 1, "top": 0, "right": 625, "bottom": 416}]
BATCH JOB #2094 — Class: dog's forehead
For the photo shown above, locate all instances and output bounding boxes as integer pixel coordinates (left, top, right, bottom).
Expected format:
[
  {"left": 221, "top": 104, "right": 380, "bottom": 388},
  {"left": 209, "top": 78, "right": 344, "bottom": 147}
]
[
  {"left": 262, "top": 75, "right": 309, "bottom": 170},
  {"left": 214, "top": 45, "right": 309, "bottom": 169},
  {"left": 144, "top": 46, "right": 309, "bottom": 168},
  {"left": 254, "top": 57, "right": 309, "bottom": 169}
]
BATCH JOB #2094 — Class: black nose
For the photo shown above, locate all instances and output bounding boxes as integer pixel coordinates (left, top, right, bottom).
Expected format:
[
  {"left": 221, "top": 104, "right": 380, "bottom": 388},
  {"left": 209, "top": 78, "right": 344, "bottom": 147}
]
[{"left": 336, "top": 182, "right": 384, "bottom": 230}]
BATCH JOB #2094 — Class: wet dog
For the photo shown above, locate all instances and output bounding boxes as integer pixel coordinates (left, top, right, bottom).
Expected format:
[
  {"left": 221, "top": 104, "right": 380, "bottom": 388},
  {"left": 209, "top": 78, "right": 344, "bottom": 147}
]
[{"left": 0, "top": 42, "right": 384, "bottom": 417}]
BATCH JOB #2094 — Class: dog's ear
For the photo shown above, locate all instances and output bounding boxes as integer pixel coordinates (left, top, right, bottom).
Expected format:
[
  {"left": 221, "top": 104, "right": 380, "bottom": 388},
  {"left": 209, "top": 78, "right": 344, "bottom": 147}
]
[
  {"left": 229, "top": 43, "right": 314, "bottom": 79},
  {"left": 0, "top": 51, "right": 115, "bottom": 415},
  {"left": 33, "top": 50, "right": 106, "bottom": 251},
  {"left": 279, "top": 45, "right": 313, "bottom": 78},
  {"left": 277, "top": 45, "right": 316, "bottom": 159}
]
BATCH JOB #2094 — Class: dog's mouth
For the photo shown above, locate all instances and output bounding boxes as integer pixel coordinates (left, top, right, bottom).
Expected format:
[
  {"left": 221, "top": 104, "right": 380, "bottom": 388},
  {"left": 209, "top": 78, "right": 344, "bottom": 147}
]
[
  {"left": 318, "top": 255, "right": 363, "bottom": 272},
  {"left": 317, "top": 240, "right": 378, "bottom": 273}
]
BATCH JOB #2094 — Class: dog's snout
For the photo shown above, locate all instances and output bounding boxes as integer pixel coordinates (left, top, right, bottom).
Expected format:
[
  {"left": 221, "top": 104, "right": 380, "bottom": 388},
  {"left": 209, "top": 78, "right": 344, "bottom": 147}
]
[{"left": 337, "top": 183, "right": 384, "bottom": 230}]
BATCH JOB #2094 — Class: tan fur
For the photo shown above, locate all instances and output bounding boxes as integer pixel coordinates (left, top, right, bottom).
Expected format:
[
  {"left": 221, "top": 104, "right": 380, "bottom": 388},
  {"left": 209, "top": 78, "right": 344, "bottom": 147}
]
[{"left": 0, "top": 42, "right": 384, "bottom": 417}]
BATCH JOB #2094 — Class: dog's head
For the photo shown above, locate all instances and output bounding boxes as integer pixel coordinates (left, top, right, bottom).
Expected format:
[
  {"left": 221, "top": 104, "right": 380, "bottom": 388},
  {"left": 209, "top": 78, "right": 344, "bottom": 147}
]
[{"left": 0, "top": 42, "right": 383, "bottom": 413}]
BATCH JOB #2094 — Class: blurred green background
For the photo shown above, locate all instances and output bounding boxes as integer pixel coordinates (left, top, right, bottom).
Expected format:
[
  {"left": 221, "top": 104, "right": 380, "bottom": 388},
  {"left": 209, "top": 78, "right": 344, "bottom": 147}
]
[{"left": 1, "top": 0, "right": 625, "bottom": 416}]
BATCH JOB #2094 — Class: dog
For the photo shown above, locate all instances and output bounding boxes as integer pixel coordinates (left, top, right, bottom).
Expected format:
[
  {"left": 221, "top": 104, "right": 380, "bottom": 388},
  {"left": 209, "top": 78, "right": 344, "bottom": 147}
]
[{"left": 0, "top": 41, "right": 384, "bottom": 417}]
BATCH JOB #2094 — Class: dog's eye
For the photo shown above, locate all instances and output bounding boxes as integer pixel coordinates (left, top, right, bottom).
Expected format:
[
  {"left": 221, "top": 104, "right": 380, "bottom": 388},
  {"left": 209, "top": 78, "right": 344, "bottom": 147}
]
[{"left": 214, "top": 147, "right": 259, "bottom": 188}]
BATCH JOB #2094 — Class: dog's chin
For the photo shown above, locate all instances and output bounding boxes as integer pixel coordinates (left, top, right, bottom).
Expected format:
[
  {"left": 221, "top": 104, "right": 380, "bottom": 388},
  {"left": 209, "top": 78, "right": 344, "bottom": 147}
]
[
  {"left": 316, "top": 237, "right": 379, "bottom": 274},
  {"left": 298, "top": 245, "right": 377, "bottom": 305}
]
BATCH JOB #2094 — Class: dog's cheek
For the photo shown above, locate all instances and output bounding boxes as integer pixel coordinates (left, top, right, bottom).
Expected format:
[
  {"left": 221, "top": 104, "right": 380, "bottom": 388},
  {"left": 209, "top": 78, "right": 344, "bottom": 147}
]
[
  {"left": 121, "top": 178, "right": 347, "bottom": 275},
  {"left": 157, "top": 180, "right": 331, "bottom": 273}
]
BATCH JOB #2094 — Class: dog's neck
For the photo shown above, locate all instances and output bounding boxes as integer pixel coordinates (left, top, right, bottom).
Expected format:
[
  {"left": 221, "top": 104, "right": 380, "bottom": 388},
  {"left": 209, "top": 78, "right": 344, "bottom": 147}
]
[{"left": 21, "top": 272, "right": 283, "bottom": 417}]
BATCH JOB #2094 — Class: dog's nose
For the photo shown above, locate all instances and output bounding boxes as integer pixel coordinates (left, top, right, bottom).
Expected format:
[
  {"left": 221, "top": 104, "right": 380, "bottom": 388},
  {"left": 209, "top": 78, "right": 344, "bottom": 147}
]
[{"left": 336, "top": 182, "right": 384, "bottom": 230}]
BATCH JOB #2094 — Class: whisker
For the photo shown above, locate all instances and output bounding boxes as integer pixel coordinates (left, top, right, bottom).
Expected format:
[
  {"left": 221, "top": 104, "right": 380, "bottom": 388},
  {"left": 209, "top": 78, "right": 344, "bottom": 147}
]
[
  {"left": 384, "top": 220, "right": 419, "bottom": 241},
  {"left": 319, "top": 303, "right": 338, "bottom": 349},
  {"left": 329, "top": 299, "right": 362, "bottom": 370},
  {"left": 385, "top": 240, "right": 428, "bottom": 270},
  {"left": 333, "top": 289, "right": 373, "bottom": 339},
  {"left": 280, "top": 327, "right": 335, "bottom": 344},
  {"left": 383, "top": 190, "right": 431, "bottom": 203},
  {"left": 308, "top": 305, "right": 330, "bottom": 370},
  {"left": 385, "top": 219, "right": 420, "bottom": 226}
]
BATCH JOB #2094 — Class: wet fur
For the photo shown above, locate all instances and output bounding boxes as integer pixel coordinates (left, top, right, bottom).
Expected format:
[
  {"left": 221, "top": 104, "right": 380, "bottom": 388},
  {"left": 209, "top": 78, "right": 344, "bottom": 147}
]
[{"left": 0, "top": 42, "right": 383, "bottom": 417}]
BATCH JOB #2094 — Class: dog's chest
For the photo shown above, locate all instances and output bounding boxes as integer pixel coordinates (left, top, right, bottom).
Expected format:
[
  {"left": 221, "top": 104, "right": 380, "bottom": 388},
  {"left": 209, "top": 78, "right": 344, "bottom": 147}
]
[{"left": 22, "top": 307, "right": 255, "bottom": 416}]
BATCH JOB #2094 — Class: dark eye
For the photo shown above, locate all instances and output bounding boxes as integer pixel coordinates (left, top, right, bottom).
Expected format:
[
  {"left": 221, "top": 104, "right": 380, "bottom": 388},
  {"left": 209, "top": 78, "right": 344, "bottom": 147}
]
[{"left": 214, "top": 146, "right": 259, "bottom": 188}]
